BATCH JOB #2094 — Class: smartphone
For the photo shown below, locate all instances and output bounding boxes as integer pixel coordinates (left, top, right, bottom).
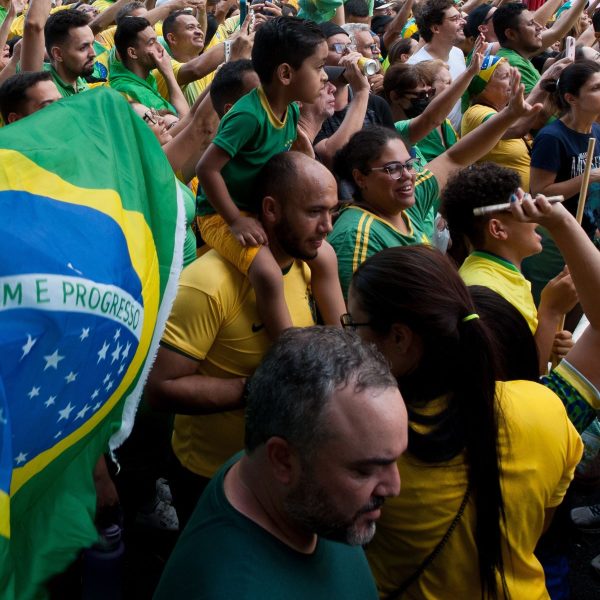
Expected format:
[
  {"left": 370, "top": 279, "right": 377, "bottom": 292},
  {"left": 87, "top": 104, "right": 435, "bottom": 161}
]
[
  {"left": 240, "top": 0, "right": 247, "bottom": 25},
  {"left": 566, "top": 35, "right": 575, "bottom": 61}
]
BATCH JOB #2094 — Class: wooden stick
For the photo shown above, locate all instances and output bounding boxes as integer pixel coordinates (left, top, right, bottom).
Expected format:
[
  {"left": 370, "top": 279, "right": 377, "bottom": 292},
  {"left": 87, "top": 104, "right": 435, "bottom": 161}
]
[{"left": 553, "top": 137, "right": 596, "bottom": 368}]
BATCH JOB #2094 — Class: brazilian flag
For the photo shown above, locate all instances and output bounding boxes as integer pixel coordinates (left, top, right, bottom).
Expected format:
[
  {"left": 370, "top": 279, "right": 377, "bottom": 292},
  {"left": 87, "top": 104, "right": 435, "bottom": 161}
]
[{"left": 0, "top": 87, "right": 185, "bottom": 598}]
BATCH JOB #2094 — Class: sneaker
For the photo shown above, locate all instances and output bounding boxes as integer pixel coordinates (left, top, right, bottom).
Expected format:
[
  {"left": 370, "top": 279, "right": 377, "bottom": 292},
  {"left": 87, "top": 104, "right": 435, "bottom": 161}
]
[
  {"left": 136, "top": 499, "right": 179, "bottom": 532},
  {"left": 570, "top": 503, "right": 600, "bottom": 532},
  {"left": 156, "top": 478, "right": 173, "bottom": 504}
]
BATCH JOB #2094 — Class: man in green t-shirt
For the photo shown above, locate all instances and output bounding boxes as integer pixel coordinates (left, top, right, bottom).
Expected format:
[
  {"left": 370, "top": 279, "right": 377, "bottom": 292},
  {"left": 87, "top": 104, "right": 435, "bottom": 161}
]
[
  {"left": 154, "top": 327, "right": 408, "bottom": 599},
  {"left": 44, "top": 10, "right": 96, "bottom": 97},
  {"left": 493, "top": 0, "right": 586, "bottom": 95}
]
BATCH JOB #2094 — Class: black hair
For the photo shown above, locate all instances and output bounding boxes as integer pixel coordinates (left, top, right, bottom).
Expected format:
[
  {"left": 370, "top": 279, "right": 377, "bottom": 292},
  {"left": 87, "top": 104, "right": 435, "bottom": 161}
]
[
  {"left": 162, "top": 10, "right": 190, "bottom": 40},
  {"left": 44, "top": 9, "right": 91, "bottom": 56},
  {"left": 210, "top": 59, "right": 255, "bottom": 118},
  {"left": 414, "top": 0, "right": 454, "bottom": 43},
  {"left": 114, "top": 16, "right": 152, "bottom": 64},
  {"left": 464, "top": 4, "right": 492, "bottom": 38},
  {"left": 441, "top": 163, "right": 521, "bottom": 265},
  {"left": 251, "top": 16, "right": 325, "bottom": 85},
  {"left": 382, "top": 61, "right": 422, "bottom": 101},
  {"left": 469, "top": 286, "right": 539, "bottom": 381},
  {"left": 318, "top": 20, "right": 347, "bottom": 39},
  {"left": 115, "top": 1, "right": 145, "bottom": 23},
  {"left": 540, "top": 59, "right": 600, "bottom": 113},
  {"left": 344, "top": 0, "right": 370, "bottom": 19},
  {"left": 350, "top": 245, "right": 509, "bottom": 600},
  {"left": 593, "top": 8, "right": 600, "bottom": 33},
  {"left": 333, "top": 126, "right": 404, "bottom": 201},
  {"left": 492, "top": 2, "right": 527, "bottom": 46},
  {"left": 0, "top": 71, "right": 53, "bottom": 122}
]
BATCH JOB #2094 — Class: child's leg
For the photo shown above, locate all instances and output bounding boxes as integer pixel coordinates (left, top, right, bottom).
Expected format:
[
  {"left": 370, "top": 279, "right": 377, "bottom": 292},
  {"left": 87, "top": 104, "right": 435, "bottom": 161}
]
[
  {"left": 305, "top": 241, "right": 346, "bottom": 327},
  {"left": 248, "top": 247, "right": 293, "bottom": 339}
]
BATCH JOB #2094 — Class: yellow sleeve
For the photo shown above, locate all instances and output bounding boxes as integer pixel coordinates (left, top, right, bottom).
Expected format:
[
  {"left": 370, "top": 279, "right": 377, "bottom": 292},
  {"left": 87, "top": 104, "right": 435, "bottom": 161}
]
[
  {"left": 96, "top": 26, "right": 116, "bottom": 50},
  {"left": 461, "top": 104, "right": 495, "bottom": 137}
]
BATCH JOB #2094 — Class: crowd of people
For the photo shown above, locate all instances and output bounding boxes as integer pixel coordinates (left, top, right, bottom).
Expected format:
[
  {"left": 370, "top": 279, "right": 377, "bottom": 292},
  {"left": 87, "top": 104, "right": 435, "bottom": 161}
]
[{"left": 3, "top": 0, "right": 600, "bottom": 596}]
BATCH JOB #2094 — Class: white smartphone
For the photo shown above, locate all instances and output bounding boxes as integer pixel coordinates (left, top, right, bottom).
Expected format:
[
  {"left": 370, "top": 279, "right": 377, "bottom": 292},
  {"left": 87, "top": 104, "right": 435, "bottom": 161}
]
[{"left": 566, "top": 36, "right": 575, "bottom": 61}]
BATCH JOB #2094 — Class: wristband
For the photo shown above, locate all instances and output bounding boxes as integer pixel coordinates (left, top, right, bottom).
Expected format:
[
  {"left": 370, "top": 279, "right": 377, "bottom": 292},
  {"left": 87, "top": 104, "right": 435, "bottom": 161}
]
[{"left": 224, "top": 39, "right": 232, "bottom": 63}]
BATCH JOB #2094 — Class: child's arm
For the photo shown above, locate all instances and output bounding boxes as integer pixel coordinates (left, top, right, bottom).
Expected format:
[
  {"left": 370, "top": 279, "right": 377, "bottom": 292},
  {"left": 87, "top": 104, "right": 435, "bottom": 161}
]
[
  {"left": 535, "top": 267, "right": 578, "bottom": 375},
  {"left": 197, "top": 144, "right": 268, "bottom": 246},
  {"left": 306, "top": 241, "right": 346, "bottom": 327}
]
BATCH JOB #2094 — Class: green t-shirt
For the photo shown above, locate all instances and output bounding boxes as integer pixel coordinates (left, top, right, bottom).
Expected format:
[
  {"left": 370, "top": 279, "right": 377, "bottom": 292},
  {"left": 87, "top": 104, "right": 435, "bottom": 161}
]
[
  {"left": 42, "top": 63, "right": 89, "bottom": 97},
  {"left": 154, "top": 453, "right": 379, "bottom": 599},
  {"left": 197, "top": 86, "right": 299, "bottom": 216},
  {"left": 496, "top": 47, "right": 540, "bottom": 95},
  {"left": 178, "top": 180, "right": 198, "bottom": 268},
  {"left": 396, "top": 118, "right": 458, "bottom": 163},
  {"left": 329, "top": 169, "right": 440, "bottom": 297}
]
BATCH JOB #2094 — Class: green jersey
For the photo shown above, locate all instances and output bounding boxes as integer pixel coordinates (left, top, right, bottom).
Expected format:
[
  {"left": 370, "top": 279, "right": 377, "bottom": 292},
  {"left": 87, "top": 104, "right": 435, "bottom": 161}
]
[
  {"left": 329, "top": 169, "right": 440, "bottom": 297},
  {"left": 496, "top": 48, "right": 540, "bottom": 95},
  {"left": 395, "top": 118, "right": 458, "bottom": 163},
  {"left": 43, "top": 64, "right": 89, "bottom": 97},
  {"left": 197, "top": 87, "right": 299, "bottom": 216}
]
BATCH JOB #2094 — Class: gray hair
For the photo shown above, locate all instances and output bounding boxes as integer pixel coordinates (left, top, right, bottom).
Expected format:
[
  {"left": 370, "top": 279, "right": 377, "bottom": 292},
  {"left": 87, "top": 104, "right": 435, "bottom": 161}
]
[
  {"left": 244, "top": 326, "right": 397, "bottom": 457},
  {"left": 342, "top": 22, "right": 372, "bottom": 45}
]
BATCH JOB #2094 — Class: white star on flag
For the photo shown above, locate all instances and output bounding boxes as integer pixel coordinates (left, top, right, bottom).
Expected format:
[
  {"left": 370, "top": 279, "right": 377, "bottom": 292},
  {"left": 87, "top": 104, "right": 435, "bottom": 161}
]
[
  {"left": 75, "top": 404, "right": 91, "bottom": 420},
  {"left": 21, "top": 334, "right": 37, "bottom": 360},
  {"left": 80, "top": 327, "right": 90, "bottom": 341},
  {"left": 91, "top": 389, "right": 100, "bottom": 400},
  {"left": 97, "top": 341, "right": 109, "bottom": 363},
  {"left": 114, "top": 329, "right": 121, "bottom": 341},
  {"left": 44, "top": 349, "right": 65, "bottom": 371},
  {"left": 103, "top": 373, "right": 111, "bottom": 384},
  {"left": 111, "top": 342, "right": 122, "bottom": 364},
  {"left": 105, "top": 379, "right": 114, "bottom": 392},
  {"left": 15, "top": 452, "right": 27, "bottom": 465},
  {"left": 121, "top": 342, "right": 131, "bottom": 360},
  {"left": 45, "top": 396, "right": 56, "bottom": 408},
  {"left": 28, "top": 386, "right": 40, "bottom": 399},
  {"left": 57, "top": 402, "right": 75, "bottom": 421},
  {"left": 65, "top": 371, "right": 77, "bottom": 384}
]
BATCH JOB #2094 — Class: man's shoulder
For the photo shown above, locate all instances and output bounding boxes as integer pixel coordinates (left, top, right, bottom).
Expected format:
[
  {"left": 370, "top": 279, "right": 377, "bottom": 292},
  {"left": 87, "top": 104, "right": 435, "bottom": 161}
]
[{"left": 407, "top": 46, "right": 432, "bottom": 64}]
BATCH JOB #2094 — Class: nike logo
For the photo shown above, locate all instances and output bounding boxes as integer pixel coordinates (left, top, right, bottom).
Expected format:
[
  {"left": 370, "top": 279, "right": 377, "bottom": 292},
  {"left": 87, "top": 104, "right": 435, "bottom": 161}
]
[{"left": 252, "top": 323, "right": 265, "bottom": 333}]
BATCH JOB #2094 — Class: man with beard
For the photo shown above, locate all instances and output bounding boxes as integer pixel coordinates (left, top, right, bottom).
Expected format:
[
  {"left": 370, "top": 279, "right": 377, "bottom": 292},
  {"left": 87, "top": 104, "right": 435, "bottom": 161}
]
[
  {"left": 146, "top": 152, "right": 337, "bottom": 528},
  {"left": 154, "top": 326, "right": 408, "bottom": 599},
  {"left": 407, "top": 0, "right": 467, "bottom": 130},
  {"left": 43, "top": 10, "right": 96, "bottom": 96}
]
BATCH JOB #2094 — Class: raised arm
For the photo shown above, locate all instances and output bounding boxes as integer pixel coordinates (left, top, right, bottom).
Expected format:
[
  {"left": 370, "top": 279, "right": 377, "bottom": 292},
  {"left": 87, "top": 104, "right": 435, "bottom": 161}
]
[
  {"left": 88, "top": 0, "right": 131, "bottom": 35},
  {"left": 532, "top": 0, "right": 562, "bottom": 30},
  {"left": 20, "top": 0, "right": 51, "bottom": 72},
  {"left": 428, "top": 70, "right": 542, "bottom": 190},
  {"left": 383, "top": 0, "right": 414, "bottom": 50},
  {"left": 406, "top": 43, "right": 482, "bottom": 145},
  {"left": 151, "top": 45, "right": 190, "bottom": 116},
  {"left": 539, "top": 0, "right": 587, "bottom": 52}
]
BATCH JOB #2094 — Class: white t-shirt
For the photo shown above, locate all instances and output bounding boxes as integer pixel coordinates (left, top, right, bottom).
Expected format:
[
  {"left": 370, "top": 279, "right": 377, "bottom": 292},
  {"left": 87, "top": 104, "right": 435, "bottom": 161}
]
[{"left": 408, "top": 45, "right": 466, "bottom": 130}]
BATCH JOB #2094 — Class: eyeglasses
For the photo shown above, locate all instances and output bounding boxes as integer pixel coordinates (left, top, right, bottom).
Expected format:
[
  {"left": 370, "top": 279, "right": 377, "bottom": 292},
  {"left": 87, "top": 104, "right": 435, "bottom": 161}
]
[
  {"left": 329, "top": 42, "right": 357, "bottom": 54},
  {"left": 404, "top": 89, "right": 435, "bottom": 100},
  {"left": 369, "top": 43, "right": 380, "bottom": 52},
  {"left": 142, "top": 109, "right": 158, "bottom": 125},
  {"left": 340, "top": 313, "right": 372, "bottom": 330},
  {"left": 368, "top": 159, "right": 417, "bottom": 179}
]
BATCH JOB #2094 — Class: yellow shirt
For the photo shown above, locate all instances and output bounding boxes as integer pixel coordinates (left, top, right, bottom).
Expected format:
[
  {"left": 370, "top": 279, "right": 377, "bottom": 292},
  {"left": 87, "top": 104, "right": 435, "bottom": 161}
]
[
  {"left": 367, "top": 380, "right": 583, "bottom": 599},
  {"left": 96, "top": 25, "right": 116, "bottom": 51},
  {"left": 153, "top": 58, "right": 215, "bottom": 106},
  {"left": 459, "top": 250, "right": 538, "bottom": 334},
  {"left": 162, "top": 250, "right": 316, "bottom": 478},
  {"left": 462, "top": 104, "right": 531, "bottom": 192}
]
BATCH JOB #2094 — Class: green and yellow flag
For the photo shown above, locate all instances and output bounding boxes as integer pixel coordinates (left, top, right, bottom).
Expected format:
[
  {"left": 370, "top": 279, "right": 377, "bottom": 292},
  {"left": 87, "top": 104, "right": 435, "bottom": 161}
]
[{"left": 0, "top": 87, "right": 185, "bottom": 599}]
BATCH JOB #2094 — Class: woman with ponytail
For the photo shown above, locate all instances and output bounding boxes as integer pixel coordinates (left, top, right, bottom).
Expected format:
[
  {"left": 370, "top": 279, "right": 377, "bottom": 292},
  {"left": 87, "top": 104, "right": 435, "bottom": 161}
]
[
  {"left": 345, "top": 244, "right": 582, "bottom": 599},
  {"left": 525, "top": 59, "right": 600, "bottom": 301}
]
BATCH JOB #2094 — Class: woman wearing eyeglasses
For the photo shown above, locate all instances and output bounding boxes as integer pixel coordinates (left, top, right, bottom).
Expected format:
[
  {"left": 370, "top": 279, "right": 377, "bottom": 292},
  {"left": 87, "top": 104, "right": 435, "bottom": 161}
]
[{"left": 328, "top": 73, "right": 540, "bottom": 297}]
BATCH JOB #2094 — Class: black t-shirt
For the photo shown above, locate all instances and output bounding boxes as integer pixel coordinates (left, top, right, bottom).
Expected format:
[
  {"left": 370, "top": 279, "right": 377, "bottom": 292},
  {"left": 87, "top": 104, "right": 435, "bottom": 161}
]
[{"left": 314, "top": 87, "right": 395, "bottom": 145}]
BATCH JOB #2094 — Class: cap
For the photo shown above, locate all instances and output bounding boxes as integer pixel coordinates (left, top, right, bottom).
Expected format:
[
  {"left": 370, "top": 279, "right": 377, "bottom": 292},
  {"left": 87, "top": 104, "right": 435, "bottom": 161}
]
[
  {"left": 374, "top": 0, "right": 395, "bottom": 10},
  {"left": 464, "top": 4, "right": 492, "bottom": 39},
  {"left": 324, "top": 65, "right": 346, "bottom": 84}
]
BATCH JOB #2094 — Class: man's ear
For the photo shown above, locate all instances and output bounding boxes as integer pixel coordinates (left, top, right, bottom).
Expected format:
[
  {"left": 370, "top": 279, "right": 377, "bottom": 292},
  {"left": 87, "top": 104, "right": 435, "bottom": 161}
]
[
  {"left": 262, "top": 195, "right": 281, "bottom": 225},
  {"left": 166, "top": 32, "right": 176, "bottom": 46},
  {"left": 504, "top": 27, "right": 517, "bottom": 43},
  {"left": 50, "top": 46, "right": 62, "bottom": 63},
  {"left": 265, "top": 437, "right": 299, "bottom": 486},
  {"left": 127, "top": 45, "right": 139, "bottom": 61},
  {"left": 276, "top": 62, "right": 293, "bottom": 86},
  {"left": 7, "top": 112, "right": 20, "bottom": 124},
  {"left": 488, "top": 217, "right": 509, "bottom": 241}
]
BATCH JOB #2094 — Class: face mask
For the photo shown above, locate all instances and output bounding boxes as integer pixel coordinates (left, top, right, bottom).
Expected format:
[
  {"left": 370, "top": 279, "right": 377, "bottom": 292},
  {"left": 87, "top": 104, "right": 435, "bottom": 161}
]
[{"left": 404, "top": 97, "right": 431, "bottom": 118}]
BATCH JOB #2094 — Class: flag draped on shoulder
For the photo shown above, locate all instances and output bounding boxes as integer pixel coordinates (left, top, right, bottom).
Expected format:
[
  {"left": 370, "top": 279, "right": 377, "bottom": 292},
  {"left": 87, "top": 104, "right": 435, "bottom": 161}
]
[{"left": 0, "top": 87, "right": 185, "bottom": 599}]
